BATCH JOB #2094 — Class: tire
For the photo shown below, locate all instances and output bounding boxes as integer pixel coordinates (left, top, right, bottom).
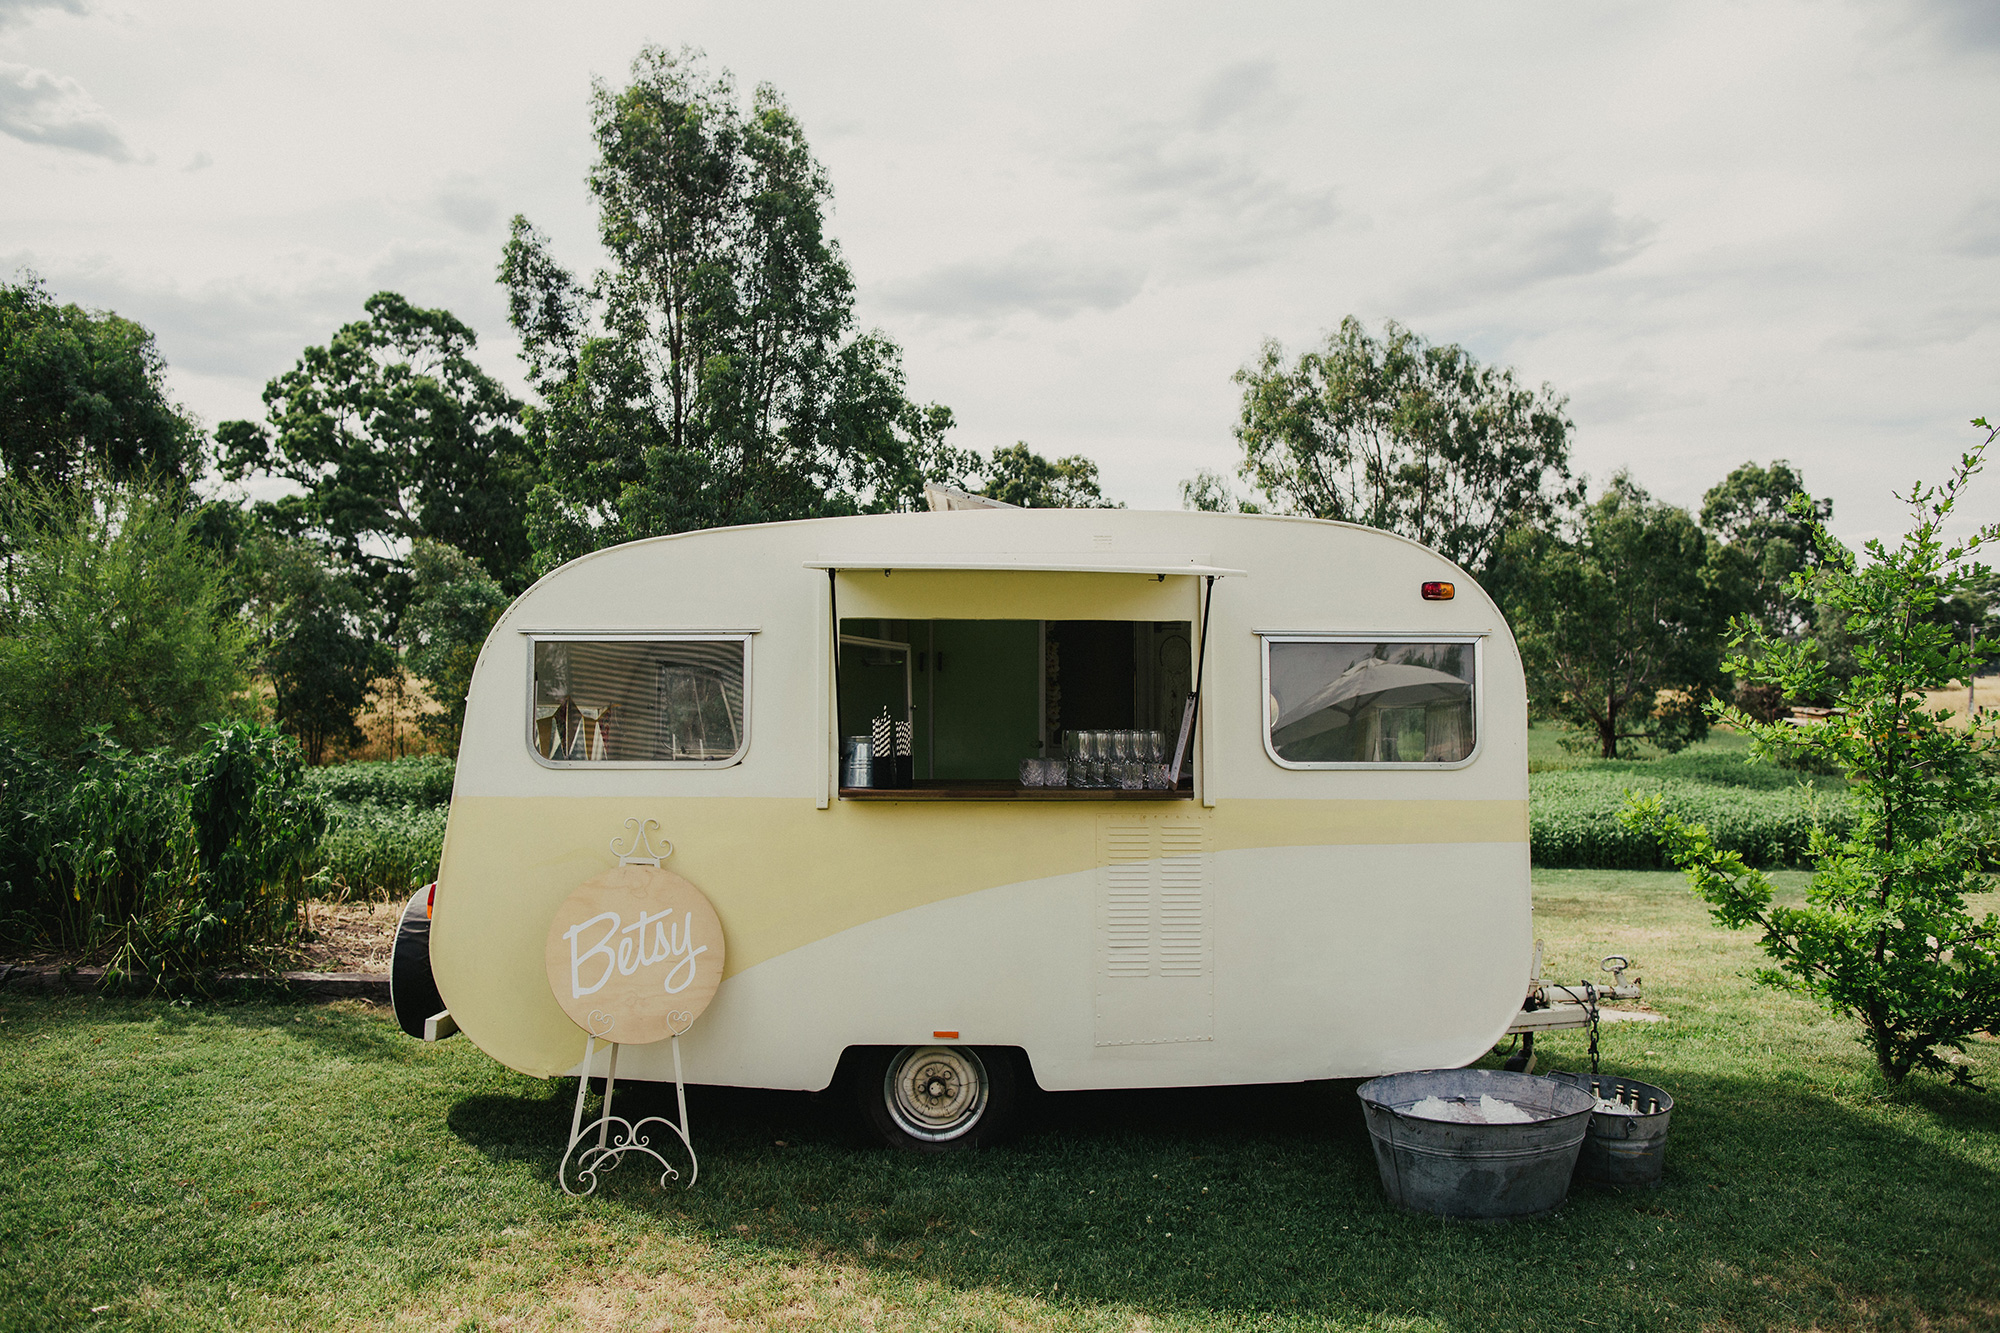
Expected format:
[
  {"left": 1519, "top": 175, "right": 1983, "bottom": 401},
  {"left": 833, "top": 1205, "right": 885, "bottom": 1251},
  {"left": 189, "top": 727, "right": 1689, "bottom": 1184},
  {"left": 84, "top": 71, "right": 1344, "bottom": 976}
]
[
  {"left": 849, "top": 1045, "right": 1025, "bottom": 1151},
  {"left": 389, "top": 885, "right": 446, "bottom": 1039}
]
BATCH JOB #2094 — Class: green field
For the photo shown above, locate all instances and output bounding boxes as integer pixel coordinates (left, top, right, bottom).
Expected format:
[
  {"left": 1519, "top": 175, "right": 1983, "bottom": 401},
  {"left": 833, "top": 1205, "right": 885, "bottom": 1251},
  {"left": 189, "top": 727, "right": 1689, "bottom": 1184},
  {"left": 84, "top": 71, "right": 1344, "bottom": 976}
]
[
  {"left": 1527, "top": 724, "right": 1857, "bottom": 869},
  {"left": 2, "top": 869, "right": 1995, "bottom": 1332}
]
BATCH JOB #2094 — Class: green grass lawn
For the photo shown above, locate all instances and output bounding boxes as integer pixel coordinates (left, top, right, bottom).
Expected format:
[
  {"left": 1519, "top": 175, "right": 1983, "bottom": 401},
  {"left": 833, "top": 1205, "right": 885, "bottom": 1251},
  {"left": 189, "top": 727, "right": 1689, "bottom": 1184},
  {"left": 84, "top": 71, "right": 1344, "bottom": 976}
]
[
  {"left": 1528, "top": 719, "right": 1755, "bottom": 771},
  {"left": 3, "top": 871, "right": 1996, "bottom": 1333}
]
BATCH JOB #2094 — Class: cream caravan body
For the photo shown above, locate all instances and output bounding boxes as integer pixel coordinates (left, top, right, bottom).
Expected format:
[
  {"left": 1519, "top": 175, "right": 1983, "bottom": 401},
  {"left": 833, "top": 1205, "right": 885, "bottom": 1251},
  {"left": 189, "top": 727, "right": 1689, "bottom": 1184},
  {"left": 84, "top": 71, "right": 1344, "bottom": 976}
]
[{"left": 428, "top": 508, "right": 1531, "bottom": 1103}]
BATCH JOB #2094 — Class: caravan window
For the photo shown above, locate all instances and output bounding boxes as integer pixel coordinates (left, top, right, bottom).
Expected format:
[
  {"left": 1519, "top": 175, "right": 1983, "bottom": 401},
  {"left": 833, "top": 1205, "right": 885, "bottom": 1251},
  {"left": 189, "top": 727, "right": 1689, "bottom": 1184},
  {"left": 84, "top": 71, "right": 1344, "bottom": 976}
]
[
  {"left": 1263, "top": 637, "right": 1476, "bottom": 767},
  {"left": 530, "top": 637, "right": 749, "bottom": 766}
]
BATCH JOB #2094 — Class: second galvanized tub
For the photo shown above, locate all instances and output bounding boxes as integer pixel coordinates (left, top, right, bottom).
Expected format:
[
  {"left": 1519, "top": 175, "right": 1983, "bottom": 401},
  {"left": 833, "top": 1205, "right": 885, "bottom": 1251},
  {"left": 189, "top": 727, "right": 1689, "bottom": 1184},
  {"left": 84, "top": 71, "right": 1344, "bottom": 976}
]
[
  {"left": 1546, "top": 1071, "right": 1674, "bottom": 1188},
  {"left": 1356, "top": 1069, "right": 1597, "bottom": 1220}
]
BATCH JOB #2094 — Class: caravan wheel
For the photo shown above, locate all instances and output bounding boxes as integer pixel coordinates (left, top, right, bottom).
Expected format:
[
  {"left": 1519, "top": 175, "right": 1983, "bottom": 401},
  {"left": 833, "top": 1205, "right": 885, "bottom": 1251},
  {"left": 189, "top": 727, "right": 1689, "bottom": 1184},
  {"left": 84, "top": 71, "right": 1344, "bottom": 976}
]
[{"left": 852, "top": 1045, "right": 1023, "bottom": 1151}]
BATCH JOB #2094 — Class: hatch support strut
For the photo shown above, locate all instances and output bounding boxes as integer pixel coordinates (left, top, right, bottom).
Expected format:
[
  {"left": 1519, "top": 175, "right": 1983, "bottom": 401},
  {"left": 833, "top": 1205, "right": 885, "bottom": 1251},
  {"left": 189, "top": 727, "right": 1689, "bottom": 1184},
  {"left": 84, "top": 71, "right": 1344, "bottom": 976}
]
[{"left": 1168, "top": 574, "right": 1217, "bottom": 789}]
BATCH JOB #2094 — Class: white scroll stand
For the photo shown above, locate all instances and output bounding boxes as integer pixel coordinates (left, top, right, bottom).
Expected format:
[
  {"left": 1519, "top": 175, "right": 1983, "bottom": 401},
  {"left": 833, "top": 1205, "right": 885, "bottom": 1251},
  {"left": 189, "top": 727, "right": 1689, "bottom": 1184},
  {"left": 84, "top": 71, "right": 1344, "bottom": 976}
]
[{"left": 558, "top": 819, "right": 700, "bottom": 1195}]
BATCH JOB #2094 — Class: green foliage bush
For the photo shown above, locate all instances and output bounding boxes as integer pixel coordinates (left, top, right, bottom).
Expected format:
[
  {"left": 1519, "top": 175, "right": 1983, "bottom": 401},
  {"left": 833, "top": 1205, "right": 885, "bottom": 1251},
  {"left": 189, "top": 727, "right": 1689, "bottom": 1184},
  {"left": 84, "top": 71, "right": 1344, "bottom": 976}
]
[
  {"left": 1533, "top": 768, "right": 1855, "bottom": 869},
  {"left": 0, "top": 479, "right": 251, "bottom": 755},
  {"left": 317, "top": 801, "right": 447, "bottom": 901},
  {"left": 300, "top": 754, "right": 456, "bottom": 808},
  {"left": 0, "top": 723, "right": 326, "bottom": 974},
  {"left": 300, "top": 755, "right": 454, "bottom": 899}
]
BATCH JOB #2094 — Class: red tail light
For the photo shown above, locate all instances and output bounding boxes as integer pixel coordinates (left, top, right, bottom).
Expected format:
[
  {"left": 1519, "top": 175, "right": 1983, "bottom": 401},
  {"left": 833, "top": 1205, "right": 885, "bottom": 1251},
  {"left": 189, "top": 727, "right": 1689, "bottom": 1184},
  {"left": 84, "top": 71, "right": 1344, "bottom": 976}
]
[
  {"left": 1421, "top": 581, "right": 1455, "bottom": 601},
  {"left": 425, "top": 882, "right": 437, "bottom": 918}
]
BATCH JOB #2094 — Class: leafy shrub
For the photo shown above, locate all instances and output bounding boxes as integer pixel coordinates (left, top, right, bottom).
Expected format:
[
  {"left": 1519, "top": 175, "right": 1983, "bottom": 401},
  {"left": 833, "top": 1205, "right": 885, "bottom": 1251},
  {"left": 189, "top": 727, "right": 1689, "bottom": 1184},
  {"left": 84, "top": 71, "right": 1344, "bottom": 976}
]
[
  {"left": 0, "top": 723, "right": 326, "bottom": 975},
  {"left": 318, "top": 801, "right": 447, "bottom": 901},
  {"left": 1627, "top": 435, "right": 2000, "bottom": 1083},
  {"left": 0, "top": 479, "right": 251, "bottom": 755},
  {"left": 1533, "top": 769, "right": 1855, "bottom": 869},
  {"left": 302, "top": 756, "right": 454, "bottom": 899},
  {"left": 301, "top": 755, "right": 455, "bottom": 808}
]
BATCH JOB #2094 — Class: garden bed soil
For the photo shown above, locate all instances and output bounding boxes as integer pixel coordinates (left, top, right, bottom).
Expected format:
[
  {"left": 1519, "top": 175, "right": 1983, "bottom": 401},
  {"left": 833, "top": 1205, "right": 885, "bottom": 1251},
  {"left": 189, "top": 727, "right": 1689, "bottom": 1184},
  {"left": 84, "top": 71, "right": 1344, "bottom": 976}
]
[
  {"left": 295, "top": 898, "right": 403, "bottom": 974},
  {"left": 0, "top": 898, "right": 401, "bottom": 998}
]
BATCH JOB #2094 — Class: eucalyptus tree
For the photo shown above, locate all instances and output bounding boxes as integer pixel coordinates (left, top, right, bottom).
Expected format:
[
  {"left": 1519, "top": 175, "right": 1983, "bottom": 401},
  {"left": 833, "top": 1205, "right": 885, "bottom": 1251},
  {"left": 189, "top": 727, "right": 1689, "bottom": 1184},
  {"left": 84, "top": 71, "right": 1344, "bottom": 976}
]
[
  {"left": 215, "top": 292, "right": 533, "bottom": 610},
  {"left": 1231, "top": 317, "right": 1580, "bottom": 572},
  {"left": 981, "top": 443, "right": 1119, "bottom": 508},
  {"left": 1497, "top": 474, "right": 1733, "bottom": 758},
  {"left": 1702, "top": 459, "right": 1834, "bottom": 641},
  {"left": 0, "top": 273, "right": 203, "bottom": 487},
  {"left": 501, "top": 45, "right": 967, "bottom": 571}
]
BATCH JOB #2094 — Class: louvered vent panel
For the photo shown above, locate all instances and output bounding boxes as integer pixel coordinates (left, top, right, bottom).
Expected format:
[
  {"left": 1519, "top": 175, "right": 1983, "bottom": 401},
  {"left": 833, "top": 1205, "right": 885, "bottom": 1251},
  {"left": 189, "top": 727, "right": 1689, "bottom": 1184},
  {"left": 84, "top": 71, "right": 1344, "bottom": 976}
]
[
  {"left": 1095, "top": 816, "right": 1213, "bottom": 1047},
  {"left": 1156, "top": 823, "right": 1206, "bottom": 978},
  {"left": 1103, "top": 824, "right": 1154, "bottom": 977}
]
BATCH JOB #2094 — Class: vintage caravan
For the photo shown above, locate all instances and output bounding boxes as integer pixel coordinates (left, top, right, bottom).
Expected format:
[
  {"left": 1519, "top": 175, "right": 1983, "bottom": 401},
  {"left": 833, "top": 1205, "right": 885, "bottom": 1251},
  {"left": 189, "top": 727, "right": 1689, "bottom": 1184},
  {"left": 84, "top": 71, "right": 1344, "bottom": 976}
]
[{"left": 406, "top": 506, "right": 1531, "bottom": 1148}]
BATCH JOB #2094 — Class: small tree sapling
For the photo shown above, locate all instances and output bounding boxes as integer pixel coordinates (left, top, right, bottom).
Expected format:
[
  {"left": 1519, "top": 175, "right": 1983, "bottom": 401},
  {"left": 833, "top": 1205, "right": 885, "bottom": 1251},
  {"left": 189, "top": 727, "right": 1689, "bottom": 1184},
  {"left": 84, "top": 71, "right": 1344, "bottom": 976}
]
[{"left": 1623, "top": 420, "right": 2000, "bottom": 1083}]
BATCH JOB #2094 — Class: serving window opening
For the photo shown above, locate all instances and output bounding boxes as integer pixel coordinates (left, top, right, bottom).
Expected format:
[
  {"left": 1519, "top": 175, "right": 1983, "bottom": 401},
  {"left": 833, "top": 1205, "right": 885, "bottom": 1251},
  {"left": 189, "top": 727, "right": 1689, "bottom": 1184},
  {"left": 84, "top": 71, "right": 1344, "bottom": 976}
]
[
  {"left": 837, "top": 618, "right": 1195, "bottom": 799},
  {"left": 1264, "top": 637, "right": 1476, "bottom": 767},
  {"left": 531, "top": 637, "right": 748, "bottom": 766}
]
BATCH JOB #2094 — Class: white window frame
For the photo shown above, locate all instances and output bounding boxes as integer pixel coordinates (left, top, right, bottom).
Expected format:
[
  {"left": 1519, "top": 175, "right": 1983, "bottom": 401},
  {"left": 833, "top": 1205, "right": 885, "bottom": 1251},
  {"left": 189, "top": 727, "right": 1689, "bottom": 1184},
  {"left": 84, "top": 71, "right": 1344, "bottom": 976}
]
[
  {"left": 524, "top": 632, "right": 754, "bottom": 770},
  {"left": 1258, "top": 632, "right": 1486, "bottom": 771}
]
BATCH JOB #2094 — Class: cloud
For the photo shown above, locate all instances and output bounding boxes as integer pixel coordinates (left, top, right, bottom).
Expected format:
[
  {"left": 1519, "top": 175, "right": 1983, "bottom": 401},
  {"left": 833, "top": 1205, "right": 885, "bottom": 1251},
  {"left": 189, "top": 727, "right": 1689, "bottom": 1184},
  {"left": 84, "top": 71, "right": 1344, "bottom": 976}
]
[
  {"left": 433, "top": 172, "right": 498, "bottom": 233},
  {"left": 0, "top": 0, "right": 86, "bottom": 28},
  {"left": 0, "top": 62, "right": 133, "bottom": 160},
  {"left": 1831, "top": 303, "right": 1995, "bottom": 352},
  {"left": 1400, "top": 178, "right": 1657, "bottom": 311},
  {"left": 1904, "top": 0, "right": 2000, "bottom": 51},
  {"left": 1080, "top": 62, "right": 1336, "bottom": 274},
  {"left": 1945, "top": 197, "right": 2000, "bottom": 256},
  {"left": 877, "top": 241, "right": 1145, "bottom": 321},
  {"left": 1191, "top": 59, "right": 1281, "bottom": 132}
]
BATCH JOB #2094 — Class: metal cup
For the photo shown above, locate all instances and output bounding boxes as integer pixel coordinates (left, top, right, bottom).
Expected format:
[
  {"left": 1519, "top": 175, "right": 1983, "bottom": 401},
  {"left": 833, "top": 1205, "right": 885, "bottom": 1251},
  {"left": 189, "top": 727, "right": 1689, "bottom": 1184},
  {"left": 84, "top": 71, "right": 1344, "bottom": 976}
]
[{"left": 842, "top": 736, "right": 873, "bottom": 788}]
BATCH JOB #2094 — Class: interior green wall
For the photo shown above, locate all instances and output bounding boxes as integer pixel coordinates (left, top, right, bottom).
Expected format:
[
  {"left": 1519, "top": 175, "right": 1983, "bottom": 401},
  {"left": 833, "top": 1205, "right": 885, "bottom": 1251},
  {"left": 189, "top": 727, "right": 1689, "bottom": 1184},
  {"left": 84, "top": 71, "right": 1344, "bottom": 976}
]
[{"left": 929, "top": 620, "right": 1042, "bottom": 779}]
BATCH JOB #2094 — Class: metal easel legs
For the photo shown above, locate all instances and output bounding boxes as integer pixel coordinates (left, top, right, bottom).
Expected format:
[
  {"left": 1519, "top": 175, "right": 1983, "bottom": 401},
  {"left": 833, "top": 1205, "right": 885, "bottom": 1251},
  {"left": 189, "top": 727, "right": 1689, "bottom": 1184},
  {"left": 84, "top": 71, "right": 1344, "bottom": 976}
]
[{"left": 558, "top": 1034, "right": 698, "bottom": 1195}]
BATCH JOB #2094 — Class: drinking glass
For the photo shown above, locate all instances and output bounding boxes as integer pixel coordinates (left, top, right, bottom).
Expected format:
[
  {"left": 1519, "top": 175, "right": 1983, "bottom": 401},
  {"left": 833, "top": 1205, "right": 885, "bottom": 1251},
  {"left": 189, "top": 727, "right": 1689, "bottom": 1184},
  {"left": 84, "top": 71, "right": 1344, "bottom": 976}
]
[
  {"left": 1065, "top": 731, "right": 1086, "bottom": 788},
  {"left": 1083, "top": 731, "right": 1106, "bottom": 788},
  {"left": 1019, "top": 757, "right": 1045, "bottom": 787},
  {"left": 1111, "top": 733, "right": 1135, "bottom": 788}
]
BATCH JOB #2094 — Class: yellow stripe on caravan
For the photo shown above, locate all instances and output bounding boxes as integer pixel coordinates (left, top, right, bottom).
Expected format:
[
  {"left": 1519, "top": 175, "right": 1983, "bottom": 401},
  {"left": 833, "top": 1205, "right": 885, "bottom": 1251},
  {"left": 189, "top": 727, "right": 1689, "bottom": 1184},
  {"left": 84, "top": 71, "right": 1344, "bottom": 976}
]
[
  {"left": 432, "top": 795, "right": 1526, "bottom": 1078},
  {"left": 436, "top": 795, "right": 1525, "bottom": 976},
  {"left": 1213, "top": 798, "right": 1529, "bottom": 853}
]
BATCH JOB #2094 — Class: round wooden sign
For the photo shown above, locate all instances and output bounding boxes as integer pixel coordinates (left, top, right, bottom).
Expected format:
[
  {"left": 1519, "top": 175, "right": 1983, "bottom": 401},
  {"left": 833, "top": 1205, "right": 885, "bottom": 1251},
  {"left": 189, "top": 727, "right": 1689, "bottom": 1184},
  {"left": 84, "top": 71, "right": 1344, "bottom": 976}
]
[{"left": 544, "top": 863, "right": 726, "bottom": 1046}]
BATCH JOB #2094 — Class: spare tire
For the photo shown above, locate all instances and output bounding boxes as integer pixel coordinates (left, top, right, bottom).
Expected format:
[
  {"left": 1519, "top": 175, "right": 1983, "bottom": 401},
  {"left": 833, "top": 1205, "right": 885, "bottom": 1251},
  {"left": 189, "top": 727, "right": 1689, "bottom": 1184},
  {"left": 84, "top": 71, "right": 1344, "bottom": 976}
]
[{"left": 390, "top": 884, "right": 446, "bottom": 1039}]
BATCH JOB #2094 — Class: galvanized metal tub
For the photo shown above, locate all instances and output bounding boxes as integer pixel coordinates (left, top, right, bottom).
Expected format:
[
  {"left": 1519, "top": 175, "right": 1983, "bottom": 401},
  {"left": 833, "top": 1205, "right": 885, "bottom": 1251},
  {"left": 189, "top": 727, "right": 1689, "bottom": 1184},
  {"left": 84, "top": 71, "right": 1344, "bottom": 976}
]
[
  {"left": 1356, "top": 1069, "right": 1596, "bottom": 1220},
  {"left": 1546, "top": 1071, "right": 1673, "bottom": 1188}
]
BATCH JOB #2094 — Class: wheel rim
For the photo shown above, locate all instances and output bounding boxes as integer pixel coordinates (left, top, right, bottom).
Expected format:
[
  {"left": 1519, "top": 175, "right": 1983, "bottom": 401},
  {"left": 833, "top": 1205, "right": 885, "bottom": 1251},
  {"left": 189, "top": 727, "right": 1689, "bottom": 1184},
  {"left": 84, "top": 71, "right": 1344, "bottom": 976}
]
[{"left": 883, "top": 1046, "right": 988, "bottom": 1142}]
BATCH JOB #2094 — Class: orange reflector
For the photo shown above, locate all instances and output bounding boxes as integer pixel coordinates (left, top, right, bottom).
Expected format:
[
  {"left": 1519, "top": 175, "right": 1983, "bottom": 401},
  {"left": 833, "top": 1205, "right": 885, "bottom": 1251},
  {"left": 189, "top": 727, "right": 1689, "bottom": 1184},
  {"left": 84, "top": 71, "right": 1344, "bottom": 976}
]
[
  {"left": 1421, "top": 581, "right": 1455, "bottom": 601},
  {"left": 933, "top": 1031, "right": 959, "bottom": 1040}
]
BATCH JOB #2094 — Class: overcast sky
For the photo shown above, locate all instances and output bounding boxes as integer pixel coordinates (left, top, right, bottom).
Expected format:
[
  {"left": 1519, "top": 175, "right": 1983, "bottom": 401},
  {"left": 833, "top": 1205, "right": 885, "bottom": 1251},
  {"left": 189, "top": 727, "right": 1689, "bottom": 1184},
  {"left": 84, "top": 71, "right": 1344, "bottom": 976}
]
[{"left": 4, "top": 0, "right": 1996, "bottom": 543}]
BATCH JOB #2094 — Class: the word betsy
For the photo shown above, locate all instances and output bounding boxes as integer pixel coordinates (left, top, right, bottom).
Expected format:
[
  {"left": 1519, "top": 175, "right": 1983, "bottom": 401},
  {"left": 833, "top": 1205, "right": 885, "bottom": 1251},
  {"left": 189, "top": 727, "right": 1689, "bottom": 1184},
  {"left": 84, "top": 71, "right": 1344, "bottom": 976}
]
[{"left": 565, "top": 909, "right": 708, "bottom": 997}]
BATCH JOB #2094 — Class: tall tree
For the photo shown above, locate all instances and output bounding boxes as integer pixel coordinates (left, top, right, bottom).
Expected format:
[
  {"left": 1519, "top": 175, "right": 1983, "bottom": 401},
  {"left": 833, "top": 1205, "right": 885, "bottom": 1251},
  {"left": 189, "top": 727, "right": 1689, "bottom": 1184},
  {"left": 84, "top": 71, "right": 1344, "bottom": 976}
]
[
  {"left": 235, "top": 533, "right": 394, "bottom": 766},
  {"left": 0, "top": 274, "right": 203, "bottom": 487},
  {"left": 1232, "top": 317, "right": 1580, "bottom": 572},
  {"left": 215, "top": 292, "right": 533, "bottom": 611},
  {"left": 1179, "top": 468, "right": 1260, "bottom": 514},
  {"left": 501, "top": 46, "right": 966, "bottom": 572},
  {"left": 1702, "top": 460, "right": 1834, "bottom": 641},
  {"left": 1497, "top": 474, "right": 1735, "bottom": 758},
  {"left": 400, "top": 539, "right": 508, "bottom": 748},
  {"left": 980, "top": 443, "right": 1120, "bottom": 509}
]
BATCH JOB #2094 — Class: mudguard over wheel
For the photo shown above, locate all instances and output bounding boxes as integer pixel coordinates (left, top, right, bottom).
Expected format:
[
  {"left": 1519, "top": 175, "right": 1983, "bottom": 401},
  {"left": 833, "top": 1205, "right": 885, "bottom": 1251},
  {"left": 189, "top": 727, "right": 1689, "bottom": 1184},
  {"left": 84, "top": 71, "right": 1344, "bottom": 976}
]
[{"left": 390, "top": 884, "right": 446, "bottom": 1039}]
